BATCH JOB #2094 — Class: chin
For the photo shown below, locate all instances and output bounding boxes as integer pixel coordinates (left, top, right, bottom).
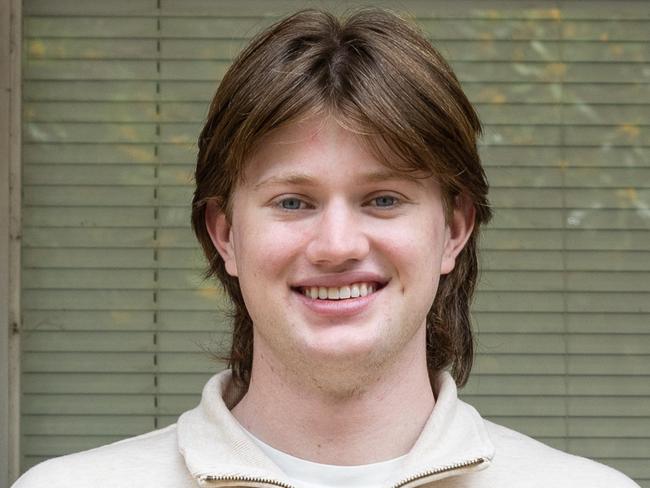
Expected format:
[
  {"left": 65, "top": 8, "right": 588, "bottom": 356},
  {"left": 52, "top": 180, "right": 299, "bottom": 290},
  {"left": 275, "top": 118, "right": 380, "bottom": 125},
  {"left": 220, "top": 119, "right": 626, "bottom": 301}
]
[
  {"left": 303, "top": 339, "right": 396, "bottom": 382},
  {"left": 302, "top": 327, "right": 384, "bottom": 357}
]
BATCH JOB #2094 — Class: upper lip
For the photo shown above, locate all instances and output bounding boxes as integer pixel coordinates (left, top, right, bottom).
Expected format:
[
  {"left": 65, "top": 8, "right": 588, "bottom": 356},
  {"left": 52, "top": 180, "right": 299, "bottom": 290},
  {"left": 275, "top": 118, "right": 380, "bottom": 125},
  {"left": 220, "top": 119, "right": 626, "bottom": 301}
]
[{"left": 290, "top": 272, "right": 389, "bottom": 289}]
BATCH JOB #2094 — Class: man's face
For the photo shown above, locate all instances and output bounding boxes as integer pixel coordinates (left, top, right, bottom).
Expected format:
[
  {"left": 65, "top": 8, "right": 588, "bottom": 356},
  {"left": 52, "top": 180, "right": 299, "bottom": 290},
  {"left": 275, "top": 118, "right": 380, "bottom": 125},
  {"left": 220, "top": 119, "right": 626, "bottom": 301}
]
[{"left": 206, "top": 117, "right": 472, "bottom": 387}]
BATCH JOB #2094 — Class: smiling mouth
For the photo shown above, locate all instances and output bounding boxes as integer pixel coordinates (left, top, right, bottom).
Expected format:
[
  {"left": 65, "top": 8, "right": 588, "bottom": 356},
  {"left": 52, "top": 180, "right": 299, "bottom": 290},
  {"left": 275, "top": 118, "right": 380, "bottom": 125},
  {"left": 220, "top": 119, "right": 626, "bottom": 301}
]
[{"left": 294, "top": 282, "right": 385, "bottom": 300}]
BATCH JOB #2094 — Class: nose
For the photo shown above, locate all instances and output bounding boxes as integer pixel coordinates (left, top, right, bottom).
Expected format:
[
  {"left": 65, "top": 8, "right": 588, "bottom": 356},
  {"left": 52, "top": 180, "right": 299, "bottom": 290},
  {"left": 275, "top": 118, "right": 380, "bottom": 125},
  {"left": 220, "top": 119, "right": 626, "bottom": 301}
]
[{"left": 305, "top": 199, "right": 370, "bottom": 267}]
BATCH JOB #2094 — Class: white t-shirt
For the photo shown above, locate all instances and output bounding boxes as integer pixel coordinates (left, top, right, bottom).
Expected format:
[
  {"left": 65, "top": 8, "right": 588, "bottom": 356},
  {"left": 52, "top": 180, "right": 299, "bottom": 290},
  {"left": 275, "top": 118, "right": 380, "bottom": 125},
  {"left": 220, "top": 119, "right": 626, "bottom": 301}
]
[{"left": 244, "top": 429, "right": 406, "bottom": 488}]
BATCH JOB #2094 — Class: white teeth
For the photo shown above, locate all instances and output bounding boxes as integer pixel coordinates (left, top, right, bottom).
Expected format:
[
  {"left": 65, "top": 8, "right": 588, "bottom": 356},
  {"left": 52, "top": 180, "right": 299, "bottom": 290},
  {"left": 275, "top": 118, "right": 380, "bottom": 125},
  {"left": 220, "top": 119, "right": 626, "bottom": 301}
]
[
  {"left": 350, "top": 284, "right": 360, "bottom": 297},
  {"left": 302, "top": 282, "right": 380, "bottom": 300},
  {"left": 359, "top": 283, "right": 368, "bottom": 296},
  {"left": 339, "top": 286, "right": 351, "bottom": 299}
]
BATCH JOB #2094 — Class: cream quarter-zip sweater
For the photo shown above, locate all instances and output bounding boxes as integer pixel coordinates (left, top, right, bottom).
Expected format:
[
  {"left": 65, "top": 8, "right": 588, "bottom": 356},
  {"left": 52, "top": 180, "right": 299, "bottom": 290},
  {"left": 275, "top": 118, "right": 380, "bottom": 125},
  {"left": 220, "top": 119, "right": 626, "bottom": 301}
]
[{"left": 12, "top": 369, "right": 639, "bottom": 488}]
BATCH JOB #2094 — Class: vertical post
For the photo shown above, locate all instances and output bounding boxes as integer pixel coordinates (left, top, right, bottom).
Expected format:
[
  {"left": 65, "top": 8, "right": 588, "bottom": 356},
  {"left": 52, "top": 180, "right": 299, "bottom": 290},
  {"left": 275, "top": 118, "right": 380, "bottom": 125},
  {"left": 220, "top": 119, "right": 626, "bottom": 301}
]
[{"left": 0, "top": 0, "right": 22, "bottom": 483}]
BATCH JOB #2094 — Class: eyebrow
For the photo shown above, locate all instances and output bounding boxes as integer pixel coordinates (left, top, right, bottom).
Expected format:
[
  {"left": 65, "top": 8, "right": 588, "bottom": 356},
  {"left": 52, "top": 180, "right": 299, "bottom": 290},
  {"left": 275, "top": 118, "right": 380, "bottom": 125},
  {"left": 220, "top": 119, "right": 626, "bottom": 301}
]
[
  {"left": 253, "top": 169, "right": 425, "bottom": 190},
  {"left": 254, "top": 173, "right": 317, "bottom": 190},
  {"left": 362, "top": 169, "right": 425, "bottom": 186}
]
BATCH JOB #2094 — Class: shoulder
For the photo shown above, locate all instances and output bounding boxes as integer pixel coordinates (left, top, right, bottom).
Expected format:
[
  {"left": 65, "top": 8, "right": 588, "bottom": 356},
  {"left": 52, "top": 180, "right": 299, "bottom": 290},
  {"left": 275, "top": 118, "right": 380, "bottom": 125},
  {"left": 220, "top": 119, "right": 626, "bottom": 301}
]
[
  {"left": 12, "top": 424, "right": 196, "bottom": 488},
  {"left": 479, "top": 420, "right": 639, "bottom": 487}
]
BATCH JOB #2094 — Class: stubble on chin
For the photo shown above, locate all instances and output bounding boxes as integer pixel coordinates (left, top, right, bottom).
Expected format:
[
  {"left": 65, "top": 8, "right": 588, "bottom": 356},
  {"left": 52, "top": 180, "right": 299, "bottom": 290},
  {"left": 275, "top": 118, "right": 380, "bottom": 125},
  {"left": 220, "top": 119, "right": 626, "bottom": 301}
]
[{"left": 284, "top": 344, "right": 400, "bottom": 403}]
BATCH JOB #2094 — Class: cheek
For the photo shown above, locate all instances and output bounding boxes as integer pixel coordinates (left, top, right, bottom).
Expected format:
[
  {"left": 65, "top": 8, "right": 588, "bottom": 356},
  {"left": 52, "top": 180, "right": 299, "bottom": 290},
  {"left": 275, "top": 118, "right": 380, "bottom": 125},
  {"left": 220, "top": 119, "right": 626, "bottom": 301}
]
[
  {"left": 232, "top": 220, "right": 303, "bottom": 279},
  {"left": 383, "top": 218, "right": 447, "bottom": 284}
]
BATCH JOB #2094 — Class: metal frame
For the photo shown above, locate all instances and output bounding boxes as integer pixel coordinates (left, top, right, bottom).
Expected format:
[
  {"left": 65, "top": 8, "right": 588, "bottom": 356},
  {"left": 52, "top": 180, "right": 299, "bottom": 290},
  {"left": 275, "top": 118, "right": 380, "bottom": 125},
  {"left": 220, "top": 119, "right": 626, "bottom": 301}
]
[{"left": 1, "top": 0, "right": 22, "bottom": 484}]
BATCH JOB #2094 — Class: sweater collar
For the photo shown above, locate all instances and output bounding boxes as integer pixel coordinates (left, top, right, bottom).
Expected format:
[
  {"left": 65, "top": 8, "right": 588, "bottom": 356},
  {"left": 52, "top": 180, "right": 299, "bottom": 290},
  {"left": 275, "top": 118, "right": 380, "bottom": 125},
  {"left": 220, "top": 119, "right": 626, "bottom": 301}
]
[{"left": 177, "top": 369, "right": 495, "bottom": 487}]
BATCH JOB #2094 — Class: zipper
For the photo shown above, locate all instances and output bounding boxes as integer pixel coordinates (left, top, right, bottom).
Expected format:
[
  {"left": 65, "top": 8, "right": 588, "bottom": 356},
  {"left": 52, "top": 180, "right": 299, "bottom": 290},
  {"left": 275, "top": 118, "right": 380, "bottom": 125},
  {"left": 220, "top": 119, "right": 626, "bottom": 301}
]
[
  {"left": 391, "top": 457, "right": 487, "bottom": 488},
  {"left": 199, "top": 474, "right": 297, "bottom": 488},
  {"left": 198, "top": 457, "right": 486, "bottom": 488}
]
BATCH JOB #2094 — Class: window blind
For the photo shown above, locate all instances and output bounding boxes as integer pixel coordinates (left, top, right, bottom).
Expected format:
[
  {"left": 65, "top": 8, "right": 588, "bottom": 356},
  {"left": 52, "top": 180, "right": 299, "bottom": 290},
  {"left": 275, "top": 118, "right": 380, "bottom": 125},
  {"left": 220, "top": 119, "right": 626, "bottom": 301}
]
[{"left": 20, "top": 1, "right": 649, "bottom": 485}]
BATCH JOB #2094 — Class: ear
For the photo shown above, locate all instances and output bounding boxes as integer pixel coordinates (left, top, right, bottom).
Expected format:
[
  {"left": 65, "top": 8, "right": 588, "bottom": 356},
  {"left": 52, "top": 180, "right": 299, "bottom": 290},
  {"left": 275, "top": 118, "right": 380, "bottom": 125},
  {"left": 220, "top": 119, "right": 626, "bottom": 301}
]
[
  {"left": 204, "top": 199, "right": 239, "bottom": 277},
  {"left": 440, "top": 194, "right": 476, "bottom": 275}
]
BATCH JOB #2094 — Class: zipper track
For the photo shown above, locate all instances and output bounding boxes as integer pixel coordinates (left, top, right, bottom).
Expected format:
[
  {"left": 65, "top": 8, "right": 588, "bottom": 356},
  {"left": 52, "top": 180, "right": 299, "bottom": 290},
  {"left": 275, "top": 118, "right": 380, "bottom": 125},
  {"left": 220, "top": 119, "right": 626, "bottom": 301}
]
[
  {"left": 391, "top": 457, "right": 486, "bottom": 488},
  {"left": 199, "top": 474, "right": 296, "bottom": 488},
  {"left": 200, "top": 457, "right": 486, "bottom": 488}
]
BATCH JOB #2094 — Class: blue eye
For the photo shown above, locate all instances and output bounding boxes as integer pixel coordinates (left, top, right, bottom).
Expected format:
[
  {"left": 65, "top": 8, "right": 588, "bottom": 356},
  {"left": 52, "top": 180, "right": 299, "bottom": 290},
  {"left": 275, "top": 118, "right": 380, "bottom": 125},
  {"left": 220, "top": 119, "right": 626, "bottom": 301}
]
[
  {"left": 279, "top": 197, "right": 304, "bottom": 210},
  {"left": 373, "top": 195, "right": 398, "bottom": 207}
]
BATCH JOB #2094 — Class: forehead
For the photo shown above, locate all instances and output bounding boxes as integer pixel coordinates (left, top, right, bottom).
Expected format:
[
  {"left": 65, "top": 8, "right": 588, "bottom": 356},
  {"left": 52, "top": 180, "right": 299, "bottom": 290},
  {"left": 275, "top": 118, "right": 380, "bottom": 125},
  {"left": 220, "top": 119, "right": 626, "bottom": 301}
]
[{"left": 240, "top": 116, "right": 429, "bottom": 186}]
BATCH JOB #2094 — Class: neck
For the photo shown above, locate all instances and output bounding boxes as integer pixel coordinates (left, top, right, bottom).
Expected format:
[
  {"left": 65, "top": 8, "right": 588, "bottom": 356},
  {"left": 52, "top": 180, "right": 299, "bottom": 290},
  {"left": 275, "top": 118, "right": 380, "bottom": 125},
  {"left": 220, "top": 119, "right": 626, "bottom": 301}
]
[{"left": 231, "top": 330, "right": 435, "bottom": 465}]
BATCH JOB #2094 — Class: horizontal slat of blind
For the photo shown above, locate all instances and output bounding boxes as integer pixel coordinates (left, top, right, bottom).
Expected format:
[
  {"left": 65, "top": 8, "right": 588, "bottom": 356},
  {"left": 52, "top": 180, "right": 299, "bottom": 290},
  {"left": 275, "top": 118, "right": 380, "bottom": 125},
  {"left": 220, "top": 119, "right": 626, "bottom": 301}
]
[
  {"left": 21, "top": 1, "right": 649, "bottom": 487},
  {"left": 28, "top": 38, "right": 643, "bottom": 62},
  {"left": 22, "top": 80, "right": 650, "bottom": 104},
  {"left": 24, "top": 102, "right": 650, "bottom": 124},
  {"left": 20, "top": 0, "right": 650, "bottom": 20}
]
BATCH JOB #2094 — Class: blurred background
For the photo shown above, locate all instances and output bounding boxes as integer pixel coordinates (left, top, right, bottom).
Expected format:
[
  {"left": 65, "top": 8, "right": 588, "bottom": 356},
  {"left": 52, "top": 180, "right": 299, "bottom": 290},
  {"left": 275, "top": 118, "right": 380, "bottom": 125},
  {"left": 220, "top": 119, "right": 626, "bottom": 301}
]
[{"left": 2, "top": 0, "right": 649, "bottom": 486}]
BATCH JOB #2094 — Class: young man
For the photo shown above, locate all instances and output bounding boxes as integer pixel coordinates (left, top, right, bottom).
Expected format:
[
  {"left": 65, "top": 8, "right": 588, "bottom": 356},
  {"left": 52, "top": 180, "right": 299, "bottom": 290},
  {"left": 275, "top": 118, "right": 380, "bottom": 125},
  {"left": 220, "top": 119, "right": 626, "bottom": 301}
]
[{"left": 14, "top": 8, "right": 639, "bottom": 488}]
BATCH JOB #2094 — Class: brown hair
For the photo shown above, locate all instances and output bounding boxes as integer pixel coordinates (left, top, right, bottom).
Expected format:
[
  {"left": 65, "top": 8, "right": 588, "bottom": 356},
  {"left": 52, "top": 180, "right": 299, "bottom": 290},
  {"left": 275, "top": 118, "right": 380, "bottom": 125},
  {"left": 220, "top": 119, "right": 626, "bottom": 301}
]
[{"left": 191, "top": 8, "right": 491, "bottom": 388}]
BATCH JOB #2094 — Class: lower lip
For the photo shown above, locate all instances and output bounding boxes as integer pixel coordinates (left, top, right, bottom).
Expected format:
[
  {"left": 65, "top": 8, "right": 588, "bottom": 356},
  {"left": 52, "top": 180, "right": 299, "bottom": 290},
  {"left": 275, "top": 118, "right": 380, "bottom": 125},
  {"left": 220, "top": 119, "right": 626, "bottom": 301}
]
[{"left": 293, "top": 287, "right": 382, "bottom": 318}]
